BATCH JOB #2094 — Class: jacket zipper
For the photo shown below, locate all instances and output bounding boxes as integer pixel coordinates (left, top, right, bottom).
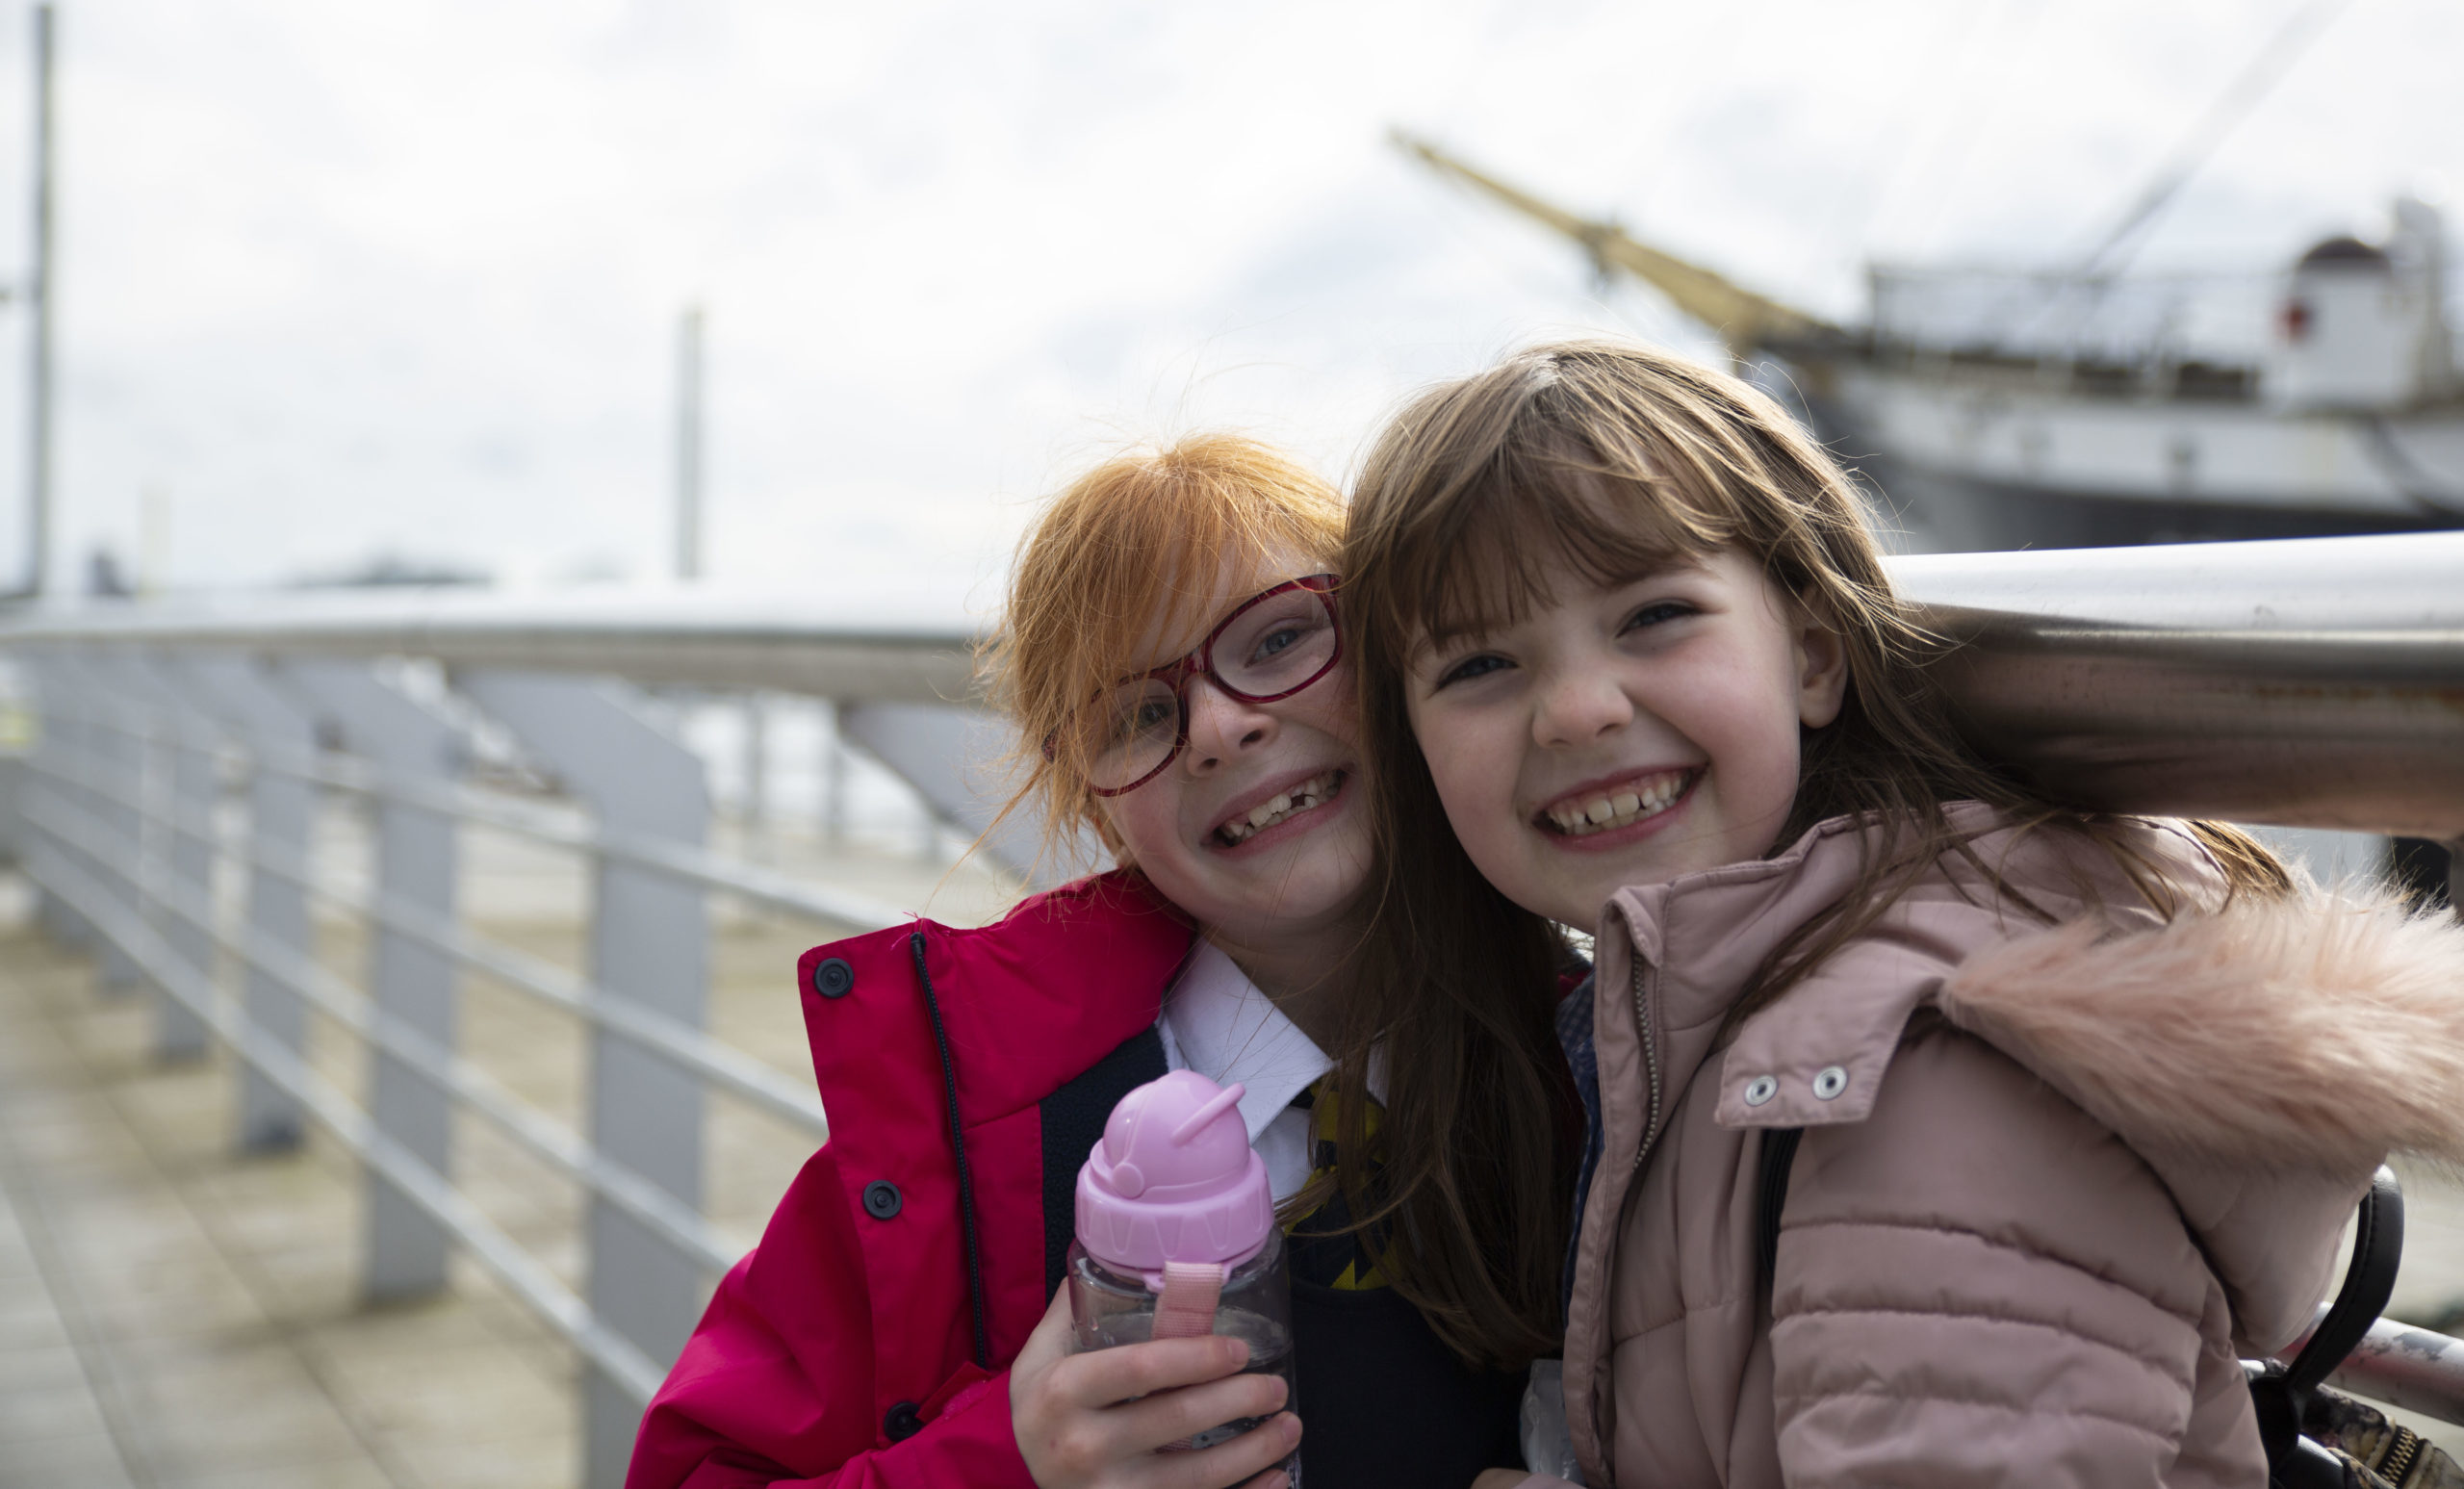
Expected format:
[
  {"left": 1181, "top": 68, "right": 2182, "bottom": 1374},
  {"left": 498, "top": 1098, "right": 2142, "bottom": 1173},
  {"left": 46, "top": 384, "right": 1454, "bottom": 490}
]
[{"left": 1629, "top": 960, "right": 1666, "bottom": 1169}]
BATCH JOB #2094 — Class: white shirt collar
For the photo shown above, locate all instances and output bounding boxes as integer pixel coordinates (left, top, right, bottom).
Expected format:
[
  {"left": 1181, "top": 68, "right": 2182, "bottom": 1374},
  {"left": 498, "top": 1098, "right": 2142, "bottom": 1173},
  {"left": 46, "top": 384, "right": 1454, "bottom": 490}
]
[{"left": 1161, "top": 941, "right": 1332, "bottom": 1144}]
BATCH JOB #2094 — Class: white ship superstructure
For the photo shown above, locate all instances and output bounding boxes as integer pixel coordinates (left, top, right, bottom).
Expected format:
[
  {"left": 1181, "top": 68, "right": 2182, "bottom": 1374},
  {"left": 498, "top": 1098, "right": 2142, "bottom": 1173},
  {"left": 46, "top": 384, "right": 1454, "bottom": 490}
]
[{"left": 1398, "top": 137, "right": 2464, "bottom": 551}]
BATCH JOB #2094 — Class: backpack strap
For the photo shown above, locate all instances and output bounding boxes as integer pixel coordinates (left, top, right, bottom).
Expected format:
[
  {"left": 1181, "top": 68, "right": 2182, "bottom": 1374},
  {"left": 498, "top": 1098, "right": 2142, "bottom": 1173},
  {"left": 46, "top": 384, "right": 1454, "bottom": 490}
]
[
  {"left": 2291, "top": 1167, "right": 2405, "bottom": 1395},
  {"left": 2252, "top": 1167, "right": 2405, "bottom": 1483}
]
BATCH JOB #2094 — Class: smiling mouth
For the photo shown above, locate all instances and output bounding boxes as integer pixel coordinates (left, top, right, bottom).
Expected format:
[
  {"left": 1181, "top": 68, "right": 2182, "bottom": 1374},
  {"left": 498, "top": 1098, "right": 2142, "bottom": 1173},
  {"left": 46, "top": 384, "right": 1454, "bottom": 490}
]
[
  {"left": 1537, "top": 767, "right": 1699, "bottom": 838},
  {"left": 1215, "top": 770, "right": 1346, "bottom": 847}
]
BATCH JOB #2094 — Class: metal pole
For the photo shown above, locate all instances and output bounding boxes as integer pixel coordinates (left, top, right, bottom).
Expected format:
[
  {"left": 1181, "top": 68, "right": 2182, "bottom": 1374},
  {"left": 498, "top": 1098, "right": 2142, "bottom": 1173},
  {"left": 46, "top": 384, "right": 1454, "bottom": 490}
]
[
  {"left": 741, "top": 691, "right": 768, "bottom": 863},
  {"left": 27, "top": 3, "right": 54, "bottom": 599},
  {"left": 288, "top": 662, "right": 469, "bottom": 1301},
  {"left": 822, "top": 700, "right": 847, "bottom": 848},
  {"left": 673, "top": 306, "right": 703, "bottom": 582},
  {"left": 457, "top": 670, "right": 709, "bottom": 1489}
]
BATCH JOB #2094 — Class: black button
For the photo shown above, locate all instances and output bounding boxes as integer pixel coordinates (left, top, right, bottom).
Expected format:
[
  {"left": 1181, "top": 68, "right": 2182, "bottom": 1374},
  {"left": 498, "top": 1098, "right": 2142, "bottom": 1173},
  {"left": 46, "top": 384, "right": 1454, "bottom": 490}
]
[
  {"left": 883, "top": 1399, "right": 922, "bottom": 1442},
  {"left": 813, "top": 957, "right": 855, "bottom": 999},
  {"left": 862, "top": 1180, "right": 902, "bottom": 1219}
]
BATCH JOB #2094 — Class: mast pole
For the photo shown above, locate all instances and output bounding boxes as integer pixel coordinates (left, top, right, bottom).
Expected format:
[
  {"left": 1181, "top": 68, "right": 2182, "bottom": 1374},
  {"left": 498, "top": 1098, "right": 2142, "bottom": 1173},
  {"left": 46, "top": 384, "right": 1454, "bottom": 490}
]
[
  {"left": 674, "top": 304, "right": 703, "bottom": 582},
  {"left": 27, "top": 3, "right": 53, "bottom": 599}
]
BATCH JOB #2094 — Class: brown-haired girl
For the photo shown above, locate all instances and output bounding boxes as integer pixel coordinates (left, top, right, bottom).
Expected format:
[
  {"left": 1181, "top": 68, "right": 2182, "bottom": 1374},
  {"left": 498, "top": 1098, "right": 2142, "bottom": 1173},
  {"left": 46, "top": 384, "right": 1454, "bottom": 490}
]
[
  {"left": 1332, "top": 340, "right": 2464, "bottom": 1487},
  {"left": 629, "top": 434, "right": 1540, "bottom": 1489}
]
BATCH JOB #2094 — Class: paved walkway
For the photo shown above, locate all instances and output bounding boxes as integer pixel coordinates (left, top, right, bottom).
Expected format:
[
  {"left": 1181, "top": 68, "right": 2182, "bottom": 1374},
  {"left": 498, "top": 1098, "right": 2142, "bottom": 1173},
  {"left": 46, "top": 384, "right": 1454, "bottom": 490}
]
[{"left": 0, "top": 918, "right": 578, "bottom": 1487}]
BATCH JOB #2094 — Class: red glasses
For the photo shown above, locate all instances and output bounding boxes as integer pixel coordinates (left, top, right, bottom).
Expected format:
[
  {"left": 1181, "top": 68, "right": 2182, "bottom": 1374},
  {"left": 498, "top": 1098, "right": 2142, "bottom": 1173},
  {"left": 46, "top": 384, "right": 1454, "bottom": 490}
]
[{"left": 1050, "top": 574, "right": 1342, "bottom": 796}]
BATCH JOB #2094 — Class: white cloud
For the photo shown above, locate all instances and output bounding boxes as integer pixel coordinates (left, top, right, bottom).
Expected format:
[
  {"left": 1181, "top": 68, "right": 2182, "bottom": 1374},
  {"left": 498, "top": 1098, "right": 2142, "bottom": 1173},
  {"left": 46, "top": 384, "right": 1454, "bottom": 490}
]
[{"left": 5, "top": 0, "right": 2451, "bottom": 604}]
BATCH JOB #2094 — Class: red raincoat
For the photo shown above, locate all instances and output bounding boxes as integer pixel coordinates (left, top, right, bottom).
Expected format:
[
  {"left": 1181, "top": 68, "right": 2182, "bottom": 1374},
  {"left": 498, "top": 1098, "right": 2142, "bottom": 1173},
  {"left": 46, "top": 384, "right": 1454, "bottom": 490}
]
[{"left": 626, "top": 871, "right": 1196, "bottom": 1488}]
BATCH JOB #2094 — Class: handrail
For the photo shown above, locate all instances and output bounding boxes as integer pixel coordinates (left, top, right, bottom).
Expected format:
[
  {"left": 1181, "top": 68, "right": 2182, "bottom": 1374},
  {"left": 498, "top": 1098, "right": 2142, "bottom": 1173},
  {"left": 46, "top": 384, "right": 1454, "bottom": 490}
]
[
  {"left": 2332, "top": 1317, "right": 2464, "bottom": 1424},
  {"left": 56, "top": 700, "right": 914, "bottom": 937},
  {"left": 24, "top": 746, "right": 834, "bottom": 1140},
  {"left": 8, "top": 530, "right": 2464, "bottom": 837},
  {"left": 24, "top": 783, "right": 748, "bottom": 1274},
  {"left": 255, "top": 746, "right": 914, "bottom": 934},
  {"left": 0, "top": 585, "right": 978, "bottom": 701}
]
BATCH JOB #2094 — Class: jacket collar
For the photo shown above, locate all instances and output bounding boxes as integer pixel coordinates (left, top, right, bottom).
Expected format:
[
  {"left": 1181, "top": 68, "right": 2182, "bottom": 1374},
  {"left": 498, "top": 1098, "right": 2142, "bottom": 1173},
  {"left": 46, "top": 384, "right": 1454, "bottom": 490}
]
[{"left": 799, "top": 868, "right": 1199, "bottom": 1126}]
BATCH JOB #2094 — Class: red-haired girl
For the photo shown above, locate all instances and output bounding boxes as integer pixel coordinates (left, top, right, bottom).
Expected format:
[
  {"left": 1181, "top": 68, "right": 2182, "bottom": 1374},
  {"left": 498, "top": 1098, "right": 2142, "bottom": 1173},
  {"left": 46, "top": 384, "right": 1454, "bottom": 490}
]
[{"left": 628, "top": 435, "right": 1561, "bottom": 1489}]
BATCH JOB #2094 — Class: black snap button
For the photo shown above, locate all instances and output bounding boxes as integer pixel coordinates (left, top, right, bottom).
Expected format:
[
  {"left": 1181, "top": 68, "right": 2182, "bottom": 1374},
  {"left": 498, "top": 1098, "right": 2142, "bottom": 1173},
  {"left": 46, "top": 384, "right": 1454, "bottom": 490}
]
[
  {"left": 813, "top": 957, "right": 855, "bottom": 999},
  {"left": 883, "top": 1399, "right": 922, "bottom": 1442},
  {"left": 862, "top": 1180, "right": 902, "bottom": 1219}
]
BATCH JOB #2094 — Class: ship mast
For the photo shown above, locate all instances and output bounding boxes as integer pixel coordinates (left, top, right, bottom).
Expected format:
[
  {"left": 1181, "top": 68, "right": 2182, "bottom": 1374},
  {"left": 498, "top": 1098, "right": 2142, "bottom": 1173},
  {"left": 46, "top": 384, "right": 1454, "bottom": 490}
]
[{"left": 1392, "top": 131, "right": 1840, "bottom": 362}]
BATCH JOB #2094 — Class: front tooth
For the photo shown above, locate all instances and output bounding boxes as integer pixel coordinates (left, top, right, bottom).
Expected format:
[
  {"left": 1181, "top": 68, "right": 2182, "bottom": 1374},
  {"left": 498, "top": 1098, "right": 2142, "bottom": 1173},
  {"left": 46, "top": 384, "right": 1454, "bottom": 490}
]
[
  {"left": 1612, "top": 792, "right": 1640, "bottom": 815},
  {"left": 1584, "top": 798, "right": 1614, "bottom": 824}
]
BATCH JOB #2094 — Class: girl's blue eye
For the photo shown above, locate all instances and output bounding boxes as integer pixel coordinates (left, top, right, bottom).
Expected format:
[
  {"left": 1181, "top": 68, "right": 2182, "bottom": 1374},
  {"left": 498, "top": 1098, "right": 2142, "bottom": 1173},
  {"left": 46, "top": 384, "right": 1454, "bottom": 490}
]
[
  {"left": 1434, "top": 654, "right": 1509, "bottom": 689},
  {"left": 1622, "top": 601, "right": 1695, "bottom": 633}
]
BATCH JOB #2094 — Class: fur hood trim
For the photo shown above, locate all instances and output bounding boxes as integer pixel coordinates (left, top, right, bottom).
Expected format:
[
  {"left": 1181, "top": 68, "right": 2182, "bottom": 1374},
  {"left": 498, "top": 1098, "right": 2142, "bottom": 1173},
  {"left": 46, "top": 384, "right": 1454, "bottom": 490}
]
[{"left": 1938, "top": 886, "right": 2464, "bottom": 1173}]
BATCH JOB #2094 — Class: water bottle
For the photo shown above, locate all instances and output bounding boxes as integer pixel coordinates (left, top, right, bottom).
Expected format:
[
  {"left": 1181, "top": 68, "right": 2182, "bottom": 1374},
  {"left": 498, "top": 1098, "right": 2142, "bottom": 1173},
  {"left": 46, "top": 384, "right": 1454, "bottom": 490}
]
[{"left": 1068, "top": 1069, "right": 1299, "bottom": 1482}]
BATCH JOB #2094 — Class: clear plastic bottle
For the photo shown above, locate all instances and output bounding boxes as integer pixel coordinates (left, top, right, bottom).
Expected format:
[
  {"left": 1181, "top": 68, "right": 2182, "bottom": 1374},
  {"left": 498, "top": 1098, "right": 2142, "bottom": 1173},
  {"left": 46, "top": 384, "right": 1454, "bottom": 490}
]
[{"left": 1067, "top": 1070, "right": 1299, "bottom": 1483}]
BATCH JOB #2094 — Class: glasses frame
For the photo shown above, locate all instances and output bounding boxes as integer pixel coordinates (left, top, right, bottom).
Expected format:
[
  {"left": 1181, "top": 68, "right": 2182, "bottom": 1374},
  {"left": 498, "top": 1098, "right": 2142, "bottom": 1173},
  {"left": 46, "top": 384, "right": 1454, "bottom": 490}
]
[{"left": 1048, "top": 573, "right": 1343, "bottom": 798}]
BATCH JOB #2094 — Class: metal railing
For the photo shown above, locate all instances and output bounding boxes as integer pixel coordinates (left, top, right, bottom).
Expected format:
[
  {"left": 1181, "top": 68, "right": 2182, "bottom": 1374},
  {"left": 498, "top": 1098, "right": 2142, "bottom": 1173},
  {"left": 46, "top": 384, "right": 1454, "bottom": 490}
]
[{"left": 3, "top": 528, "right": 2462, "bottom": 1484}]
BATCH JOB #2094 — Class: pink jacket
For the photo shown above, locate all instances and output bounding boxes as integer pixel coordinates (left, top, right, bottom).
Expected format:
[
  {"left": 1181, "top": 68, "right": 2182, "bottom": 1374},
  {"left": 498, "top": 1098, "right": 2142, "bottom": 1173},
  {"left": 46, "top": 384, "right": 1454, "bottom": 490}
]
[{"left": 1543, "top": 807, "right": 2464, "bottom": 1489}]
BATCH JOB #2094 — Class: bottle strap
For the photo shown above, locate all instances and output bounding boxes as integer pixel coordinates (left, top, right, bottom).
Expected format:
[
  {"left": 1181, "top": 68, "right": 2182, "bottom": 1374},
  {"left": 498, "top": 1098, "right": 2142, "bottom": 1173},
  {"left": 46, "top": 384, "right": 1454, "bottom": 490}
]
[
  {"left": 1152, "top": 1260, "right": 1231, "bottom": 1452},
  {"left": 1152, "top": 1260, "right": 1227, "bottom": 1339}
]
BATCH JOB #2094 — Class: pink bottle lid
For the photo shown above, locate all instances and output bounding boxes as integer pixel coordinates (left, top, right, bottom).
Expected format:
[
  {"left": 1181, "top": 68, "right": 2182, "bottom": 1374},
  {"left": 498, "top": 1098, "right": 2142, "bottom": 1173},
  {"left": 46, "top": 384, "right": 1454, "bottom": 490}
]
[{"left": 1075, "top": 1069, "right": 1274, "bottom": 1284}]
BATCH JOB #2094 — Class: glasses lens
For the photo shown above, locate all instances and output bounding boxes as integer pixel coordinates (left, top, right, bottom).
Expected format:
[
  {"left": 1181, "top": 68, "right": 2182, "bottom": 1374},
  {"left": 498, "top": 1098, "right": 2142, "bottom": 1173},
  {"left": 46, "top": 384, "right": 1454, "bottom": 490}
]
[
  {"left": 1209, "top": 587, "right": 1336, "bottom": 699},
  {"left": 1075, "top": 677, "right": 1180, "bottom": 791}
]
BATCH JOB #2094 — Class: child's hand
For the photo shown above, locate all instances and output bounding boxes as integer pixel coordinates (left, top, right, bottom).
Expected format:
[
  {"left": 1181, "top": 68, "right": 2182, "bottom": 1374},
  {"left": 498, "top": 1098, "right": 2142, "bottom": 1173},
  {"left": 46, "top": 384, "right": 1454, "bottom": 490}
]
[{"left": 1011, "top": 1286, "right": 1300, "bottom": 1489}]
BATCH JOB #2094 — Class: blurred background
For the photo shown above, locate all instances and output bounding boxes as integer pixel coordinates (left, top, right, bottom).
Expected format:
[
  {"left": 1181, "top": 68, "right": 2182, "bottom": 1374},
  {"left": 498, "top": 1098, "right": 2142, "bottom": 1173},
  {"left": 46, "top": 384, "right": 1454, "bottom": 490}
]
[{"left": 5, "top": 0, "right": 2457, "bottom": 609}]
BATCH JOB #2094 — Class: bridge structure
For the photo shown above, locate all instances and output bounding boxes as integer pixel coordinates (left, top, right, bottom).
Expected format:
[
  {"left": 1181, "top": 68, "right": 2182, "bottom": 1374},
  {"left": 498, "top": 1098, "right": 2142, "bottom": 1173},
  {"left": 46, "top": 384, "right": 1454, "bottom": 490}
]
[{"left": 0, "top": 530, "right": 2461, "bottom": 1487}]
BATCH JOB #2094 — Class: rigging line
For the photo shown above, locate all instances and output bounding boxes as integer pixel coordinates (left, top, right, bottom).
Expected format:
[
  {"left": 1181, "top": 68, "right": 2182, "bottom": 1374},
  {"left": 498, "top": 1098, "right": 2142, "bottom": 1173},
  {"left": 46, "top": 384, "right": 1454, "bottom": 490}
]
[
  {"left": 1905, "top": 0, "right": 2057, "bottom": 260},
  {"left": 2070, "top": 0, "right": 2351, "bottom": 282},
  {"left": 1835, "top": 0, "right": 2007, "bottom": 264},
  {"left": 2359, "top": 416, "right": 2464, "bottom": 519}
]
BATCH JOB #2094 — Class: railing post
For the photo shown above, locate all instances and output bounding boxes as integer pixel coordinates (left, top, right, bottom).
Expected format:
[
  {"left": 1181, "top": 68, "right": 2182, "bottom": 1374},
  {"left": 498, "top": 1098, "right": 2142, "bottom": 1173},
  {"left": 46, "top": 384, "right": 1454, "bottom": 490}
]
[
  {"left": 822, "top": 700, "right": 848, "bottom": 848},
  {"left": 838, "top": 699, "right": 1098, "bottom": 886},
  {"left": 126, "top": 654, "right": 214, "bottom": 1059},
  {"left": 286, "top": 660, "right": 467, "bottom": 1300},
  {"left": 183, "top": 655, "right": 320, "bottom": 1151},
  {"left": 23, "top": 649, "right": 90, "bottom": 950},
  {"left": 80, "top": 651, "right": 147, "bottom": 991},
  {"left": 742, "top": 690, "right": 770, "bottom": 862},
  {"left": 458, "top": 670, "right": 707, "bottom": 1489}
]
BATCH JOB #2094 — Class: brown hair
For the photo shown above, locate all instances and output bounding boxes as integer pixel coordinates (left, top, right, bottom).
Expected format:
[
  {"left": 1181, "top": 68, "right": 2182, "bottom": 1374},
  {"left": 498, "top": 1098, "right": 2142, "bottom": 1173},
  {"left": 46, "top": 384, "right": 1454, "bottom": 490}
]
[
  {"left": 980, "top": 433, "right": 1348, "bottom": 866},
  {"left": 1316, "top": 338, "right": 2288, "bottom": 1368}
]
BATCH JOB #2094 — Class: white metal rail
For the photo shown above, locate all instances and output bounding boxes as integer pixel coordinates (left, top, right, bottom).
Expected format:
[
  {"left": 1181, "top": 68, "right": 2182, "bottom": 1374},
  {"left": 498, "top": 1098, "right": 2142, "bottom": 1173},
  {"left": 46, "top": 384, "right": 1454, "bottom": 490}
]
[
  {"left": 3, "top": 529, "right": 2462, "bottom": 1488},
  {"left": 7, "top": 655, "right": 926, "bottom": 1488}
]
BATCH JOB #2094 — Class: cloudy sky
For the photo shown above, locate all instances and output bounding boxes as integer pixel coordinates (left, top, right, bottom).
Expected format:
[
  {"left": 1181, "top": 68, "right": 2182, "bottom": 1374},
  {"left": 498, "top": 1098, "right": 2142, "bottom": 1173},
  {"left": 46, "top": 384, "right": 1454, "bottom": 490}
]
[{"left": 3, "top": 0, "right": 2455, "bottom": 616}]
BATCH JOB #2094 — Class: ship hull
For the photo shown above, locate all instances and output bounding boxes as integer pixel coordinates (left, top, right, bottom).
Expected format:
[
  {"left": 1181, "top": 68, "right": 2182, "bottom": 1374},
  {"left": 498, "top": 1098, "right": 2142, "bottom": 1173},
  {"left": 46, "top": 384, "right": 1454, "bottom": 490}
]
[
  {"left": 1853, "top": 459, "right": 2461, "bottom": 552},
  {"left": 1778, "top": 356, "right": 2464, "bottom": 552}
]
